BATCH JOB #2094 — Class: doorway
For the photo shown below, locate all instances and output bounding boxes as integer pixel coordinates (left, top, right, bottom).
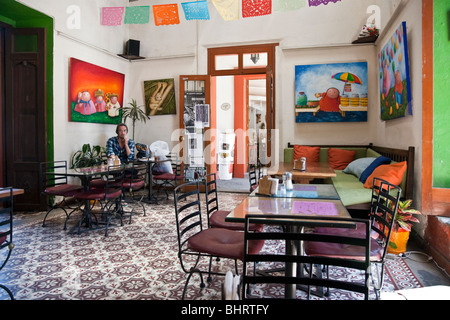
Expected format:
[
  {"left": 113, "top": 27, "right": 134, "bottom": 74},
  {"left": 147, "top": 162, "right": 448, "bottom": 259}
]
[
  {"left": 207, "top": 44, "right": 277, "bottom": 192},
  {"left": 1, "top": 25, "right": 47, "bottom": 210}
]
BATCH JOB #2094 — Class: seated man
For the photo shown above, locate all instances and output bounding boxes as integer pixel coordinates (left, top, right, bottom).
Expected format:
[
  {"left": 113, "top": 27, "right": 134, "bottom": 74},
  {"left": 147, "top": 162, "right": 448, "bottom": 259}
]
[{"left": 106, "top": 123, "right": 135, "bottom": 164}]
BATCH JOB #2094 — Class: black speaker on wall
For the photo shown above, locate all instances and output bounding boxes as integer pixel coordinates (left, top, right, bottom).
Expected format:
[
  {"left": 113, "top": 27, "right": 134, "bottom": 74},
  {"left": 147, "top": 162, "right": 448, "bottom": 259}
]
[
  {"left": 118, "top": 39, "right": 144, "bottom": 60},
  {"left": 126, "top": 39, "right": 140, "bottom": 56}
]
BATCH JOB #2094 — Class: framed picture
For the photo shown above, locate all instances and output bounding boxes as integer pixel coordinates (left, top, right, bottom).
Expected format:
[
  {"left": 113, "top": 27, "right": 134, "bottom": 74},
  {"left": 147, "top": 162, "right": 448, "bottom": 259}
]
[
  {"left": 68, "top": 58, "right": 125, "bottom": 124},
  {"left": 378, "top": 21, "right": 412, "bottom": 120},
  {"left": 144, "top": 79, "right": 176, "bottom": 116},
  {"left": 295, "top": 61, "right": 368, "bottom": 123}
]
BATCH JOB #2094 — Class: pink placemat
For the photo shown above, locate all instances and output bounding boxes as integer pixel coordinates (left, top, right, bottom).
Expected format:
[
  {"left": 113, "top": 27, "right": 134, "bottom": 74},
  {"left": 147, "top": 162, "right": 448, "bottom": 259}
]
[{"left": 291, "top": 201, "right": 338, "bottom": 215}]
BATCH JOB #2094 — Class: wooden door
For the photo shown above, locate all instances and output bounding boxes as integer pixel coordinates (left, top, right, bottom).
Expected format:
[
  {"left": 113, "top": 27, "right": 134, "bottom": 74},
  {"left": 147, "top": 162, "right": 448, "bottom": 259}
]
[
  {"left": 178, "top": 75, "right": 217, "bottom": 184},
  {"left": 4, "top": 27, "right": 47, "bottom": 210}
]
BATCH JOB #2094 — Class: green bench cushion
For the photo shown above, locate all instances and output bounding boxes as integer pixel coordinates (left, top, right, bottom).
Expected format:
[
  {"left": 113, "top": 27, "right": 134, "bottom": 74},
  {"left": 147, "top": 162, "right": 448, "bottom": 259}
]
[
  {"left": 283, "top": 146, "right": 407, "bottom": 207},
  {"left": 331, "top": 170, "right": 373, "bottom": 207}
]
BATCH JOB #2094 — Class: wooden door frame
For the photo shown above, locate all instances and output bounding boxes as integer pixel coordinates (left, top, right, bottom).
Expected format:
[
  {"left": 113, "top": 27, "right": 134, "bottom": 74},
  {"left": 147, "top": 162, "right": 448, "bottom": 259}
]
[
  {"left": 207, "top": 43, "right": 277, "bottom": 174},
  {"left": 4, "top": 27, "right": 47, "bottom": 210},
  {"left": 178, "top": 75, "right": 216, "bottom": 176},
  {"left": 422, "top": 0, "right": 450, "bottom": 215}
]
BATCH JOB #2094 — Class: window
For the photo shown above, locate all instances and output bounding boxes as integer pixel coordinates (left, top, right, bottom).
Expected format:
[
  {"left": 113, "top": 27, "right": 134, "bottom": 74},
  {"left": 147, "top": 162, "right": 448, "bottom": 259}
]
[{"left": 208, "top": 44, "right": 277, "bottom": 76}]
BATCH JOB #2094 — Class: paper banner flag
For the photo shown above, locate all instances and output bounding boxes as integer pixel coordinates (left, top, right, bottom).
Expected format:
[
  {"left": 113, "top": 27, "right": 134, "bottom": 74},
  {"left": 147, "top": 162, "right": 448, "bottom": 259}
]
[
  {"left": 153, "top": 4, "right": 180, "bottom": 26},
  {"left": 242, "top": 0, "right": 272, "bottom": 18},
  {"left": 181, "top": 1, "right": 210, "bottom": 20},
  {"left": 273, "top": 0, "right": 307, "bottom": 12},
  {"left": 308, "top": 0, "right": 341, "bottom": 7},
  {"left": 211, "top": 0, "right": 239, "bottom": 21},
  {"left": 101, "top": 7, "right": 124, "bottom": 26},
  {"left": 124, "top": 6, "right": 150, "bottom": 24}
]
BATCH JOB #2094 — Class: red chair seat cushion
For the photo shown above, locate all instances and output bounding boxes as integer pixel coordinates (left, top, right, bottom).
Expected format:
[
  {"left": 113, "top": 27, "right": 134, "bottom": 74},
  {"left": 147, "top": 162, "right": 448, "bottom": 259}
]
[
  {"left": 154, "top": 173, "right": 185, "bottom": 180},
  {"left": 188, "top": 228, "right": 264, "bottom": 260},
  {"left": 45, "top": 184, "right": 83, "bottom": 197},
  {"left": 210, "top": 210, "right": 264, "bottom": 232},
  {"left": 314, "top": 222, "right": 380, "bottom": 240},
  {"left": 304, "top": 236, "right": 382, "bottom": 261},
  {"left": 153, "top": 173, "right": 175, "bottom": 180},
  {"left": 0, "top": 235, "right": 6, "bottom": 245},
  {"left": 123, "top": 179, "right": 145, "bottom": 190},
  {"left": 89, "top": 179, "right": 107, "bottom": 188},
  {"left": 74, "top": 188, "right": 122, "bottom": 201}
]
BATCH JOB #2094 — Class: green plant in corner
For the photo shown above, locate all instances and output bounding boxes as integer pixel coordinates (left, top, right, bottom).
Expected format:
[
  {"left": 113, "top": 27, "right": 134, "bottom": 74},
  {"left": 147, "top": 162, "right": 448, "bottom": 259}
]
[
  {"left": 391, "top": 199, "right": 421, "bottom": 232},
  {"left": 388, "top": 199, "right": 421, "bottom": 252},
  {"left": 122, "top": 99, "right": 151, "bottom": 141},
  {"left": 71, "top": 144, "right": 106, "bottom": 169}
]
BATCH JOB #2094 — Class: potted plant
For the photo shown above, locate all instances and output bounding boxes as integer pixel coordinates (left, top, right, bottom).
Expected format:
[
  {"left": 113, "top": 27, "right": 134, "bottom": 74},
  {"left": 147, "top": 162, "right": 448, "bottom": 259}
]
[
  {"left": 388, "top": 199, "right": 422, "bottom": 255},
  {"left": 71, "top": 143, "right": 106, "bottom": 168},
  {"left": 122, "top": 99, "right": 151, "bottom": 141}
]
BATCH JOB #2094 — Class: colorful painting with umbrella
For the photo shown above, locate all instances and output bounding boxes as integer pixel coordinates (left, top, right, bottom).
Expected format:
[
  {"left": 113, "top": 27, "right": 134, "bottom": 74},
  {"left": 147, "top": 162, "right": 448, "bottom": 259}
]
[
  {"left": 295, "top": 61, "right": 368, "bottom": 123},
  {"left": 378, "top": 21, "right": 412, "bottom": 120}
]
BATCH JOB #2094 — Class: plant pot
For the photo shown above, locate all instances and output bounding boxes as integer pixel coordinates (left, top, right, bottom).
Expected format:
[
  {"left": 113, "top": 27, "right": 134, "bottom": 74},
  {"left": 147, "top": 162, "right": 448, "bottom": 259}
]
[{"left": 388, "top": 228, "right": 410, "bottom": 255}]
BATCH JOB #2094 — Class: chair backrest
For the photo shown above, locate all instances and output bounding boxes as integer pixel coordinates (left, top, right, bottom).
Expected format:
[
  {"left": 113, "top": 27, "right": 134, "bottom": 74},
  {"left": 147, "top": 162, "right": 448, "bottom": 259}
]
[
  {"left": 0, "top": 187, "right": 14, "bottom": 271},
  {"left": 40, "top": 161, "right": 69, "bottom": 190},
  {"left": 204, "top": 173, "right": 219, "bottom": 227},
  {"left": 242, "top": 214, "right": 371, "bottom": 300},
  {"left": 369, "top": 177, "right": 402, "bottom": 262},
  {"left": 173, "top": 181, "right": 203, "bottom": 254},
  {"left": 166, "top": 153, "right": 182, "bottom": 177},
  {"left": 104, "top": 165, "right": 125, "bottom": 198},
  {"left": 124, "top": 161, "right": 147, "bottom": 190},
  {"left": 248, "top": 163, "right": 258, "bottom": 192}
]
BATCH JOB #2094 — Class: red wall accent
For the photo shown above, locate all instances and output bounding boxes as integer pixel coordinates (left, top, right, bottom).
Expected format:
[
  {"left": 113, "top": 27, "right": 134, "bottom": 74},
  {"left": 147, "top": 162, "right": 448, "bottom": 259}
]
[{"left": 233, "top": 74, "right": 265, "bottom": 178}]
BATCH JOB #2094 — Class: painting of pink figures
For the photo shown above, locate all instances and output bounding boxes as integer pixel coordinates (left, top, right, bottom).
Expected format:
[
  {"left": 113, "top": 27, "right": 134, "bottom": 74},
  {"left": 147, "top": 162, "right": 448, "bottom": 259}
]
[
  {"left": 378, "top": 21, "right": 412, "bottom": 120},
  {"left": 69, "top": 58, "right": 125, "bottom": 124}
]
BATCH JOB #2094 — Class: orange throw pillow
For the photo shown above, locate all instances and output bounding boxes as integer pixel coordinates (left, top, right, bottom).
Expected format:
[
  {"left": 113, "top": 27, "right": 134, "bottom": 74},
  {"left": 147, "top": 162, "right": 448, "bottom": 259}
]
[
  {"left": 293, "top": 145, "right": 320, "bottom": 162},
  {"left": 363, "top": 161, "right": 407, "bottom": 189},
  {"left": 328, "top": 148, "right": 356, "bottom": 170}
]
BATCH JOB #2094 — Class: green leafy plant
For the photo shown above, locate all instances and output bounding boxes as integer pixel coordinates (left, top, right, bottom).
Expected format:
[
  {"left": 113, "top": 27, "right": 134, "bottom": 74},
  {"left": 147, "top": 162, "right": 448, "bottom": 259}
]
[
  {"left": 392, "top": 199, "right": 421, "bottom": 232},
  {"left": 122, "top": 99, "right": 151, "bottom": 141},
  {"left": 71, "top": 144, "right": 106, "bottom": 168},
  {"left": 387, "top": 199, "right": 421, "bottom": 250}
]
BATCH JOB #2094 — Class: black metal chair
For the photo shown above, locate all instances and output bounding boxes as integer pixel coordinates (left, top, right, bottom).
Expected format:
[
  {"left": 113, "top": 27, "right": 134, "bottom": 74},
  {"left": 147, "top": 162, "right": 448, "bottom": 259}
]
[
  {"left": 40, "top": 161, "right": 84, "bottom": 229},
  {"left": 0, "top": 187, "right": 15, "bottom": 300},
  {"left": 305, "top": 177, "right": 402, "bottom": 299},
  {"left": 121, "top": 161, "right": 148, "bottom": 223},
  {"left": 153, "top": 153, "right": 185, "bottom": 199},
  {"left": 204, "top": 173, "right": 263, "bottom": 232},
  {"left": 173, "top": 181, "right": 264, "bottom": 299},
  {"left": 72, "top": 165, "right": 125, "bottom": 236},
  {"left": 242, "top": 214, "right": 372, "bottom": 300},
  {"left": 248, "top": 163, "right": 259, "bottom": 193}
]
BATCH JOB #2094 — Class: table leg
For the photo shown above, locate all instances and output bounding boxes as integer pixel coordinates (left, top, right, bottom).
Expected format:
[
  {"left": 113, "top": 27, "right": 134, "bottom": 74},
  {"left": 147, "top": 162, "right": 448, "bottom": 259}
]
[
  {"left": 143, "top": 162, "right": 159, "bottom": 204},
  {"left": 285, "top": 235, "right": 297, "bottom": 299}
]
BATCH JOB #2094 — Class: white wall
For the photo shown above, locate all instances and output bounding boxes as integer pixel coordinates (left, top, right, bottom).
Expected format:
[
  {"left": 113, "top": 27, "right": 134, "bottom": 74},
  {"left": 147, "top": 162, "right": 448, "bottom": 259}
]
[
  {"left": 372, "top": 0, "right": 423, "bottom": 207},
  {"left": 278, "top": 44, "right": 378, "bottom": 147},
  {"left": 18, "top": 0, "right": 421, "bottom": 205},
  {"left": 216, "top": 76, "right": 235, "bottom": 134}
]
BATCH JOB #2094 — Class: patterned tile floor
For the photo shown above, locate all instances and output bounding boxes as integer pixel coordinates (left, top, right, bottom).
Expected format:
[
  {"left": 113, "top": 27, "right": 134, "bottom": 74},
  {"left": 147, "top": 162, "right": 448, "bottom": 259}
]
[{"left": 0, "top": 191, "right": 442, "bottom": 301}]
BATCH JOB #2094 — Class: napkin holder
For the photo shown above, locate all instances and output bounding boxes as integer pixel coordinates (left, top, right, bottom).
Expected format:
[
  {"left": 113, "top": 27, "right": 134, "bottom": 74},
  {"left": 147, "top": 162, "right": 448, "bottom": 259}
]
[
  {"left": 293, "top": 157, "right": 306, "bottom": 171},
  {"left": 258, "top": 176, "right": 272, "bottom": 195}
]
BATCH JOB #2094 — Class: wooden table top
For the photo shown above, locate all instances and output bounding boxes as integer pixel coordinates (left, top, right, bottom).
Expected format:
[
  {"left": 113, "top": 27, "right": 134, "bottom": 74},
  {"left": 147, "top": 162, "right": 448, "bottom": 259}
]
[
  {"left": 0, "top": 188, "right": 24, "bottom": 198},
  {"left": 225, "top": 196, "right": 350, "bottom": 223},
  {"left": 267, "top": 162, "right": 336, "bottom": 180}
]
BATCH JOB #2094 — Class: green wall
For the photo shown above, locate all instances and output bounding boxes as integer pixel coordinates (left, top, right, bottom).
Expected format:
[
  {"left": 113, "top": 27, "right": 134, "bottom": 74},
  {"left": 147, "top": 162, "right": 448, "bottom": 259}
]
[
  {"left": 433, "top": 1, "right": 450, "bottom": 188},
  {"left": 0, "top": 0, "right": 54, "bottom": 163}
]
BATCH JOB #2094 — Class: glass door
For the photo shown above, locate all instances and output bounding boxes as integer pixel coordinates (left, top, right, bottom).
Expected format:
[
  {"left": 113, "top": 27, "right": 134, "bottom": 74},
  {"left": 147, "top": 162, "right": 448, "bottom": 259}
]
[{"left": 178, "top": 75, "right": 216, "bottom": 183}]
